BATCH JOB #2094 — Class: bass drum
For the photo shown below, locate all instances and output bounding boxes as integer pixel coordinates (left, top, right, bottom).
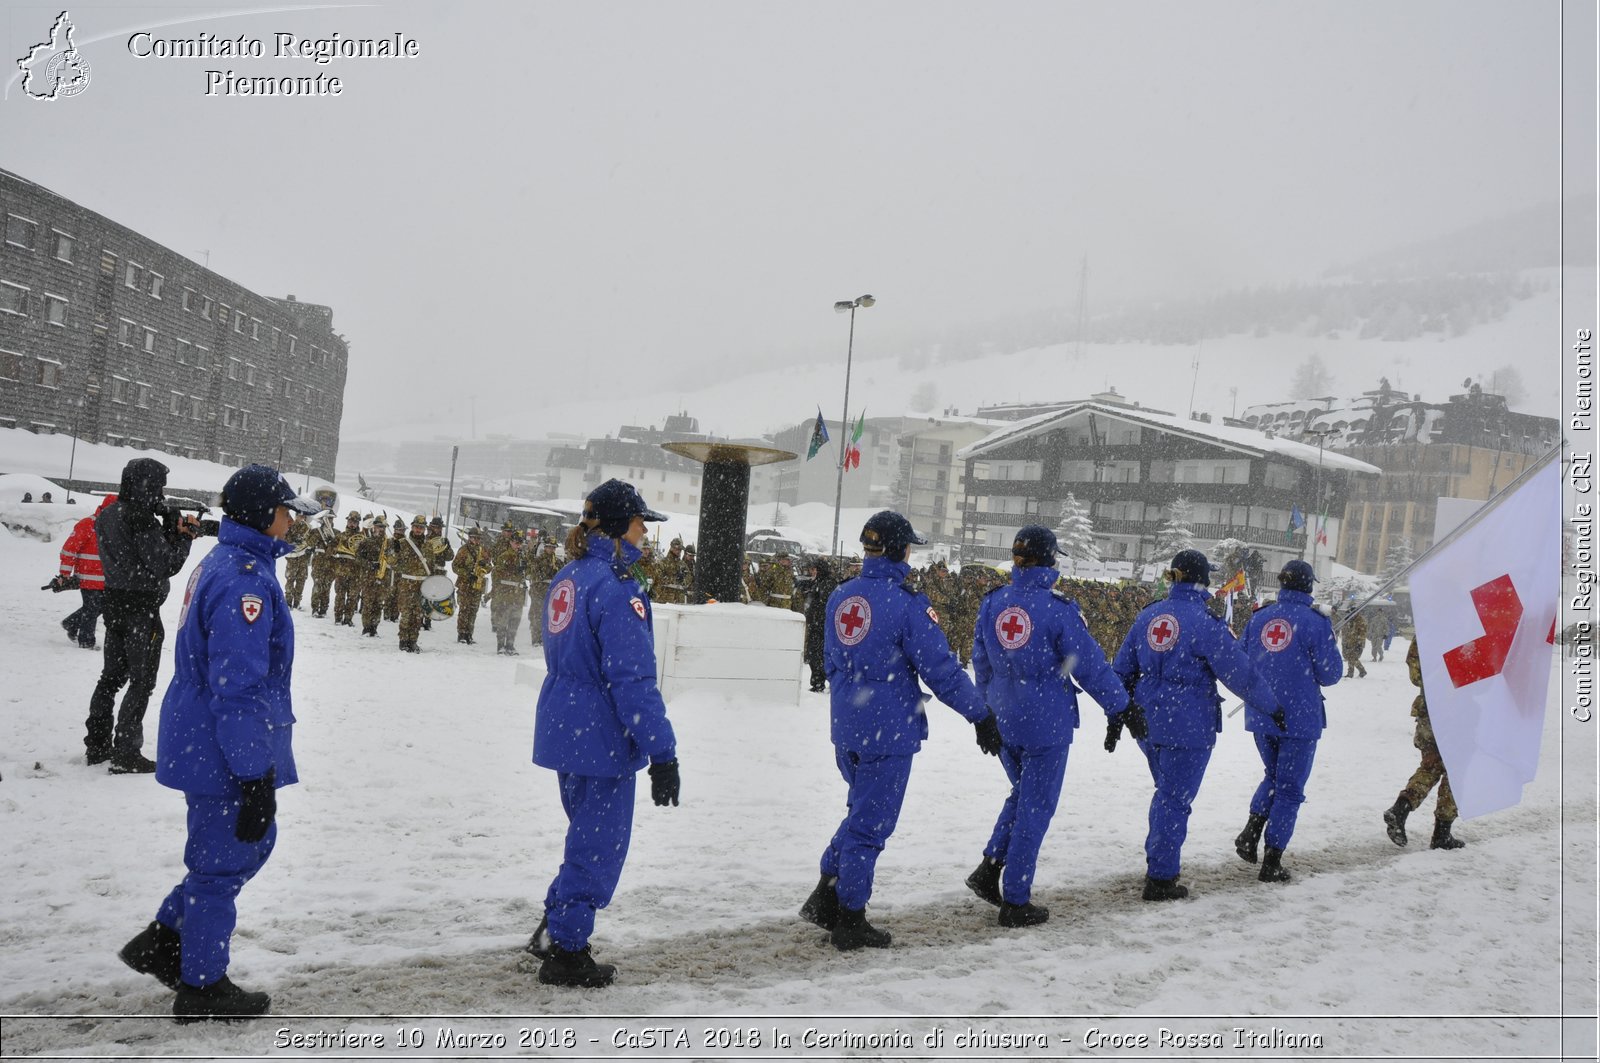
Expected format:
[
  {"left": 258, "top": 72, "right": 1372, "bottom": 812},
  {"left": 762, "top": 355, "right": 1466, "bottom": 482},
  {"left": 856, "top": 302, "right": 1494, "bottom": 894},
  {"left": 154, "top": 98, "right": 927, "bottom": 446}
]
[{"left": 420, "top": 574, "right": 456, "bottom": 620}]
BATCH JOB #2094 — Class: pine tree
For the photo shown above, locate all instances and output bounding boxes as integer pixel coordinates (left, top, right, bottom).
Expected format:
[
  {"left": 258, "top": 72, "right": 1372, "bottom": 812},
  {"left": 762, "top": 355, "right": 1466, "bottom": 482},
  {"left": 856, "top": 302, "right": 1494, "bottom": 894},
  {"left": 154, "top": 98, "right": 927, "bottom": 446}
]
[
  {"left": 1054, "top": 492, "right": 1099, "bottom": 568},
  {"left": 1152, "top": 497, "right": 1196, "bottom": 561},
  {"left": 1379, "top": 536, "right": 1415, "bottom": 585}
]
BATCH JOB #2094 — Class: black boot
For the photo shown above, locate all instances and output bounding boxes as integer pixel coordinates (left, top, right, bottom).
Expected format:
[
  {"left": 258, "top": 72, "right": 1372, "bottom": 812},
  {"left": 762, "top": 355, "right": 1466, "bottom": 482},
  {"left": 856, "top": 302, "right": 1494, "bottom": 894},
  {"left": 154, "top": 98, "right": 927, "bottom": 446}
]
[
  {"left": 1430, "top": 818, "right": 1466, "bottom": 850},
  {"left": 537, "top": 945, "right": 616, "bottom": 988},
  {"left": 86, "top": 746, "right": 112, "bottom": 767},
  {"left": 173, "top": 976, "right": 270, "bottom": 1022},
  {"left": 798, "top": 874, "right": 840, "bottom": 930},
  {"left": 831, "top": 906, "right": 891, "bottom": 951},
  {"left": 1234, "top": 813, "right": 1268, "bottom": 864},
  {"left": 1258, "top": 847, "right": 1291, "bottom": 883},
  {"left": 525, "top": 915, "right": 552, "bottom": 959},
  {"left": 1141, "top": 876, "right": 1189, "bottom": 901},
  {"left": 964, "top": 857, "right": 1003, "bottom": 907},
  {"left": 109, "top": 750, "right": 156, "bottom": 775},
  {"left": 118, "top": 921, "right": 182, "bottom": 990},
  {"left": 998, "top": 900, "right": 1049, "bottom": 927},
  {"left": 1383, "top": 797, "right": 1412, "bottom": 847}
]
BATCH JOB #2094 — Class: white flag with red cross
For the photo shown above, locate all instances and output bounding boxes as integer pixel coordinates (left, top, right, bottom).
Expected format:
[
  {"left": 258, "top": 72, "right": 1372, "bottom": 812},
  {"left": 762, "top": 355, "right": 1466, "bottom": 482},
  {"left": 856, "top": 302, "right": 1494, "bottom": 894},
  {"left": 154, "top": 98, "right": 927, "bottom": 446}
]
[{"left": 1409, "top": 459, "right": 1561, "bottom": 819}]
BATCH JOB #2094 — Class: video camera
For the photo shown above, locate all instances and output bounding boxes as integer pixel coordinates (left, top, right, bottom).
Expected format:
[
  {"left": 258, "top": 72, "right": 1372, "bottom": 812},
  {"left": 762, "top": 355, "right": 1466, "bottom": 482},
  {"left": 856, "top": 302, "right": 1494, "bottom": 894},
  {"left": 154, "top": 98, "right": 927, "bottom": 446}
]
[
  {"left": 163, "top": 496, "right": 221, "bottom": 539},
  {"left": 41, "top": 573, "right": 81, "bottom": 593}
]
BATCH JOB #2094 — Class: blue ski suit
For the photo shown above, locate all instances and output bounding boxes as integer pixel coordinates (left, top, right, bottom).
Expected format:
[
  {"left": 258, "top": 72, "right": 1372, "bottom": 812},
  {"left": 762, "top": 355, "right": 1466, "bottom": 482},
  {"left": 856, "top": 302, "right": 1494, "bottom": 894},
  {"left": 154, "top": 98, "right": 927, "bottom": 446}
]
[
  {"left": 1240, "top": 588, "right": 1342, "bottom": 852},
  {"left": 533, "top": 532, "right": 676, "bottom": 952},
  {"left": 152, "top": 518, "right": 297, "bottom": 987},
  {"left": 821, "top": 555, "right": 986, "bottom": 910},
  {"left": 972, "top": 565, "right": 1129, "bottom": 905},
  {"left": 1112, "top": 582, "right": 1278, "bottom": 882}
]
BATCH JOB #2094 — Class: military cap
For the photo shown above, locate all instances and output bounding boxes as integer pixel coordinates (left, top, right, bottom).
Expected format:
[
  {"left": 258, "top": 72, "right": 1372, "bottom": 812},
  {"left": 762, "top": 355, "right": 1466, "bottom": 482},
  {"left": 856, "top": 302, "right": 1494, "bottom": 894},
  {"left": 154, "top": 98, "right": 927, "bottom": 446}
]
[
  {"left": 467, "top": 525, "right": 482, "bottom": 538},
  {"left": 346, "top": 509, "right": 361, "bottom": 522},
  {"left": 411, "top": 514, "right": 427, "bottom": 527},
  {"left": 372, "top": 514, "right": 388, "bottom": 527},
  {"left": 429, "top": 515, "right": 444, "bottom": 527},
  {"left": 501, "top": 520, "right": 518, "bottom": 533}
]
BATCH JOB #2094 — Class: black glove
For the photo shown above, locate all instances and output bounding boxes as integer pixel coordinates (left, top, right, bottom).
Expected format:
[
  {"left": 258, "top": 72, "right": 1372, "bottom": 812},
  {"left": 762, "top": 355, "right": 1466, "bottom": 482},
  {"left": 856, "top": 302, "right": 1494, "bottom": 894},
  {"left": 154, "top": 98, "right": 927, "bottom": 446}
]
[
  {"left": 974, "top": 713, "right": 1002, "bottom": 756},
  {"left": 648, "top": 759, "right": 680, "bottom": 807},
  {"left": 1271, "top": 708, "right": 1288, "bottom": 732},
  {"left": 1104, "top": 714, "right": 1124, "bottom": 753},
  {"left": 1123, "top": 703, "right": 1148, "bottom": 741},
  {"left": 234, "top": 768, "right": 276, "bottom": 843}
]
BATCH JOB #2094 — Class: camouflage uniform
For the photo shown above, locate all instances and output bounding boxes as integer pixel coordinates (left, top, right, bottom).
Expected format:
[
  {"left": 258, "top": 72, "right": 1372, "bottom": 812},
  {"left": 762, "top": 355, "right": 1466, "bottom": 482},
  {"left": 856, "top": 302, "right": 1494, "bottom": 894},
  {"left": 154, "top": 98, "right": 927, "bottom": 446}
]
[
  {"left": 282, "top": 515, "right": 312, "bottom": 608},
  {"left": 682, "top": 545, "right": 697, "bottom": 602},
  {"left": 308, "top": 513, "right": 339, "bottom": 617},
  {"left": 356, "top": 517, "right": 393, "bottom": 636},
  {"left": 654, "top": 539, "right": 690, "bottom": 605},
  {"left": 759, "top": 554, "right": 797, "bottom": 610},
  {"left": 386, "top": 522, "right": 406, "bottom": 621},
  {"left": 391, "top": 516, "right": 432, "bottom": 652},
  {"left": 1340, "top": 608, "right": 1369, "bottom": 678},
  {"left": 451, "top": 529, "right": 491, "bottom": 645},
  {"left": 524, "top": 540, "right": 561, "bottom": 645},
  {"left": 1383, "top": 638, "right": 1463, "bottom": 849},
  {"left": 489, "top": 526, "right": 528, "bottom": 655},
  {"left": 422, "top": 518, "right": 455, "bottom": 633},
  {"left": 331, "top": 512, "right": 365, "bottom": 626},
  {"left": 946, "top": 568, "right": 981, "bottom": 665},
  {"left": 634, "top": 543, "right": 659, "bottom": 598}
]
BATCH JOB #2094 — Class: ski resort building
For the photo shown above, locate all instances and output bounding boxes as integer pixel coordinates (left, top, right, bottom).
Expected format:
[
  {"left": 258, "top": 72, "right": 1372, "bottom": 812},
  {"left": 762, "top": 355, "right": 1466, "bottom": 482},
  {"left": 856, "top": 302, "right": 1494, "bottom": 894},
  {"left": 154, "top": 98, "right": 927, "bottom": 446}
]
[
  {"left": 0, "top": 169, "right": 348, "bottom": 479},
  {"left": 957, "top": 401, "right": 1381, "bottom": 572}
]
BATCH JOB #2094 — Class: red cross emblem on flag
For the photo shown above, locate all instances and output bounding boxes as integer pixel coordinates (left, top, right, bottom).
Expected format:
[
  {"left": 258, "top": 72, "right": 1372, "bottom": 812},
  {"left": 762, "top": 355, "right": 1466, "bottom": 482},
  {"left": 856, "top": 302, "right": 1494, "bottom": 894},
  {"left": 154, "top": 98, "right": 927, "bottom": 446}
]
[
  {"left": 1146, "top": 613, "right": 1180, "bottom": 652},
  {"left": 240, "top": 594, "right": 263, "bottom": 624},
  {"left": 1259, "top": 618, "right": 1294, "bottom": 653},
  {"left": 547, "top": 578, "right": 577, "bottom": 635},
  {"left": 834, "top": 595, "right": 872, "bottom": 646},
  {"left": 995, "top": 606, "right": 1032, "bottom": 649}
]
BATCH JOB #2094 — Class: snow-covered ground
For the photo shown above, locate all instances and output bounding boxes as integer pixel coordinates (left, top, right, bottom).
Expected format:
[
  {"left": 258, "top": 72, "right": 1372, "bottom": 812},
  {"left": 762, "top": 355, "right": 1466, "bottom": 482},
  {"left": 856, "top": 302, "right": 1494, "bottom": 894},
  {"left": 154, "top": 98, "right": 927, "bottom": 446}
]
[{"left": 0, "top": 522, "right": 1593, "bottom": 1060}]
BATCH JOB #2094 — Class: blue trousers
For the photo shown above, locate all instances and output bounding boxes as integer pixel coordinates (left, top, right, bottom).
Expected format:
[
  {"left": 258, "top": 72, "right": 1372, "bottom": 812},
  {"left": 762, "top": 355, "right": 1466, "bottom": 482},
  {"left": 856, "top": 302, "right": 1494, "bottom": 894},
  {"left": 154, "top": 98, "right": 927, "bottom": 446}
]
[
  {"left": 1249, "top": 733, "right": 1319, "bottom": 852},
  {"left": 820, "top": 749, "right": 914, "bottom": 911},
  {"left": 155, "top": 793, "right": 277, "bottom": 987},
  {"left": 983, "top": 744, "right": 1071, "bottom": 905},
  {"left": 543, "top": 772, "right": 635, "bottom": 952},
  {"left": 1144, "top": 744, "right": 1214, "bottom": 881}
]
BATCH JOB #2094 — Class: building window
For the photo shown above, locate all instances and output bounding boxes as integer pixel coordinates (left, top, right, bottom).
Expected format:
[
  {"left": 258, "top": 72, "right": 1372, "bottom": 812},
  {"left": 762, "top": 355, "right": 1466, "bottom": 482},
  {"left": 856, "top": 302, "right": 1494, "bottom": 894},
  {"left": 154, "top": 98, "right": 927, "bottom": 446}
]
[
  {"left": 52, "top": 230, "right": 75, "bottom": 263},
  {"left": 280, "top": 377, "right": 296, "bottom": 401},
  {"left": 227, "top": 357, "right": 241, "bottom": 380},
  {"left": 0, "top": 281, "right": 27, "bottom": 315},
  {"left": 176, "top": 339, "right": 192, "bottom": 364},
  {"left": 125, "top": 261, "right": 140, "bottom": 289},
  {"left": 146, "top": 272, "right": 164, "bottom": 299},
  {"left": 250, "top": 318, "right": 260, "bottom": 341},
  {"left": 195, "top": 344, "right": 210, "bottom": 368},
  {"left": 169, "top": 392, "right": 183, "bottom": 416},
  {"left": 270, "top": 327, "right": 281, "bottom": 351},
  {"left": 109, "top": 377, "right": 130, "bottom": 403},
  {"left": 234, "top": 311, "right": 245, "bottom": 335},
  {"left": 223, "top": 405, "right": 239, "bottom": 428},
  {"left": 287, "top": 335, "right": 297, "bottom": 357},
  {"left": 36, "top": 360, "right": 61, "bottom": 388},
  {"left": 0, "top": 349, "right": 22, "bottom": 380},
  {"left": 4, "top": 215, "right": 37, "bottom": 249},
  {"left": 200, "top": 296, "right": 213, "bottom": 320},
  {"left": 182, "top": 287, "right": 195, "bottom": 312},
  {"left": 143, "top": 327, "right": 157, "bottom": 353},
  {"left": 118, "top": 319, "right": 135, "bottom": 345},
  {"left": 244, "top": 363, "right": 256, "bottom": 386},
  {"left": 190, "top": 397, "right": 203, "bottom": 420},
  {"left": 136, "top": 382, "right": 151, "bottom": 408},
  {"left": 45, "top": 294, "right": 67, "bottom": 326}
]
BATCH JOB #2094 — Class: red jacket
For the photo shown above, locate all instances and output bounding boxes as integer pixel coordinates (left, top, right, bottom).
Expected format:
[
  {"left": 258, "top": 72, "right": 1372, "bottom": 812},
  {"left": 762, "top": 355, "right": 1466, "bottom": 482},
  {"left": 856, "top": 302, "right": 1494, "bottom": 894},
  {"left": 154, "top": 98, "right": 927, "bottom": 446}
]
[{"left": 59, "top": 494, "right": 117, "bottom": 590}]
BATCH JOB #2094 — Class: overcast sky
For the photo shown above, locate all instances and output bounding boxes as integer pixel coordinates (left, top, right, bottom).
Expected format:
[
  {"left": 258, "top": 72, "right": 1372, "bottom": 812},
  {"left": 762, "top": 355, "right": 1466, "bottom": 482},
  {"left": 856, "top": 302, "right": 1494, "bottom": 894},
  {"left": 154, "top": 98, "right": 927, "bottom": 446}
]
[{"left": 1, "top": 0, "right": 1583, "bottom": 439}]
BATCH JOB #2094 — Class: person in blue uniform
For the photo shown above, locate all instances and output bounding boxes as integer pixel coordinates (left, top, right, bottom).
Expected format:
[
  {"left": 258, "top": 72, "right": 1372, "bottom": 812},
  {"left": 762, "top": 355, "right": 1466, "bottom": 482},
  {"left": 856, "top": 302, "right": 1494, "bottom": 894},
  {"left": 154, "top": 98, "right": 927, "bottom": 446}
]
[
  {"left": 1112, "top": 549, "right": 1280, "bottom": 901},
  {"left": 117, "top": 465, "right": 319, "bottom": 1021},
  {"left": 525, "top": 479, "right": 679, "bottom": 988},
  {"left": 799, "top": 511, "right": 1000, "bottom": 950},
  {"left": 967, "top": 526, "right": 1133, "bottom": 927},
  {"left": 1234, "top": 560, "right": 1343, "bottom": 882}
]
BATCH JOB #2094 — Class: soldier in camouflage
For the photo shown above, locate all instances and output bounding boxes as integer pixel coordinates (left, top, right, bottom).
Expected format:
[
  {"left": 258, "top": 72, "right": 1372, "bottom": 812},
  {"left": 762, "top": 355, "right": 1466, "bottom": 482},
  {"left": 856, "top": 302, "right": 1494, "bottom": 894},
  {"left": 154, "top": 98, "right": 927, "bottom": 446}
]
[
  {"left": 282, "top": 513, "right": 312, "bottom": 608},
  {"left": 452, "top": 525, "right": 491, "bottom": 645},
  {"left": 489, "top": 522, "right": 528, "bottom": 655},
  {"left": 308, "top": 511, "right": 339, "bottom": 618},
  {"left": 391, "top": 515, "right": 432, "bottom": 652},
  {"left": 331, "top": 510, "right": 365, "bottom": 627},
  {"left": 356, "top": 515, "right": 393, "bottom": 637},
  {"left": 524, "top": 537, "right": 562, "bottom": 647},
  {"left": 386, "top": 519, "right": 406, "bottom": 621},
  {"left": 654, "top": 537, "right": 690, "bottom": 605},
  {"left": 1382, "top": 637, "right": 1466, "bottom": 851},
  {"left": 682, "top": 543, "right": 697, "bottom": 601}
]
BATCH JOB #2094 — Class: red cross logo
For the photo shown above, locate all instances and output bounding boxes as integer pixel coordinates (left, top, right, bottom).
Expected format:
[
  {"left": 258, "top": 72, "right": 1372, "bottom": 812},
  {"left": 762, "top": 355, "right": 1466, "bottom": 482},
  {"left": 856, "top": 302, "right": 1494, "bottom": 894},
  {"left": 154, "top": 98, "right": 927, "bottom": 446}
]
[
  {"left": 1260, "top": 618, "right": 1293, "bottom": 653},
  {"left": 995, "top": 606, "right": 1032, "bottom": 649},
  {"left": 1444, "top": 574, "right": 1523, "bottom": 688},
  {"left": 1146, "top": 613, "right": 1180, "bottom": 652},
  {"left": 834, "top": 595, "right": 871, "bottom": 646},
  {"left": 240, "top": 594, "right": 262, "bottom": 624},
  {"left": 547, "top": 578, "right": 577, "bottom": 635}
]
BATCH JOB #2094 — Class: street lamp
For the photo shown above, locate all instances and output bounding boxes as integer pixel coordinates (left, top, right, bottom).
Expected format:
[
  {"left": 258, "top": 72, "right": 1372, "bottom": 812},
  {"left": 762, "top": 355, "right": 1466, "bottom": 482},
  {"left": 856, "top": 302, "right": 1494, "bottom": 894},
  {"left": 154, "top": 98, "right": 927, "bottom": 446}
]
[
  {"left": 830, "top": 294, "right": 876, "bottom": 558},
  {"left": 1304, "top": 426, "right": 1330, "bottom": 566},
  {"left": 64, "top": 382, "right": 100, "bottom": 504},
  {"left": 433, "top": 482, "right": 443, "bottom": 517},
  {"left": 302, "top": 458, "right": 314, "bottom": 494}
]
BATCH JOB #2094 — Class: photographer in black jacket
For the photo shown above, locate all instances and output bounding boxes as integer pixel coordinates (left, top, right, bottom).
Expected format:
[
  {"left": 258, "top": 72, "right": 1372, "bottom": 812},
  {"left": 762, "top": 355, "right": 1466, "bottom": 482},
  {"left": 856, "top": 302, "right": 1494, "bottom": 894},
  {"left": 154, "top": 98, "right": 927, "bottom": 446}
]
[{"left": 85, "top": 459, "right": 200, "bottom": 773}]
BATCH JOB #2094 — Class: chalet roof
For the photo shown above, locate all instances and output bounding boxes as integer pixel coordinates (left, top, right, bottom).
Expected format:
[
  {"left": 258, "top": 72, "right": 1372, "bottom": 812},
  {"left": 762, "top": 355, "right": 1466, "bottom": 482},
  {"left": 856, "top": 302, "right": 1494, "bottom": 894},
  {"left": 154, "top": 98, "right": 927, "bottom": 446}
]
[{"left": 958, "top": 401, "right": 1381, "bottom": 476}]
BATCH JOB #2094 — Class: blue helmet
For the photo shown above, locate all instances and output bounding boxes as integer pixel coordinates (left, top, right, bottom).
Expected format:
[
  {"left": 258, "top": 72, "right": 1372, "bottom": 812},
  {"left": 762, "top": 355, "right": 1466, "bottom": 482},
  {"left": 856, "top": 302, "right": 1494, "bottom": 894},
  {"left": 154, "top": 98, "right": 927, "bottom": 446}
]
[{"left": 860, "top": 510, "right": 926, "bottom": 559}]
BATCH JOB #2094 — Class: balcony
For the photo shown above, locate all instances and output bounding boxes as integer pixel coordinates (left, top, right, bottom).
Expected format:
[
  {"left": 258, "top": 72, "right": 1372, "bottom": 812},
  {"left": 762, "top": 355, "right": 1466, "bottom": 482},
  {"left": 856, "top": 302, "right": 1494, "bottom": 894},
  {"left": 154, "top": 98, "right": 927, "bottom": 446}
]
[{"left": 963, "top": 513, "right": 1306, "bottom": 552}]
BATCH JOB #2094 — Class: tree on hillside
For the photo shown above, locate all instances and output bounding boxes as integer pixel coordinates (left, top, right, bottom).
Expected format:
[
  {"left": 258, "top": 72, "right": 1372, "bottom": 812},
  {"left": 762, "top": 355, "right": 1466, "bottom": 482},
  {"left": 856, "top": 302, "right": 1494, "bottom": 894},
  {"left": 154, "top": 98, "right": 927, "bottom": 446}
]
[
  {"left": 1289, "top": 354, "right": 1333, "bottom": 400},
  {"left": 1379, "top": 536, "right": 1415, "bottom": 586},
  {"left": 1152, "top": 497, "right": 1196, "bottom": 560},
  {"left": 1055, "top": 493, "right": 1099, "bottom": 568}
]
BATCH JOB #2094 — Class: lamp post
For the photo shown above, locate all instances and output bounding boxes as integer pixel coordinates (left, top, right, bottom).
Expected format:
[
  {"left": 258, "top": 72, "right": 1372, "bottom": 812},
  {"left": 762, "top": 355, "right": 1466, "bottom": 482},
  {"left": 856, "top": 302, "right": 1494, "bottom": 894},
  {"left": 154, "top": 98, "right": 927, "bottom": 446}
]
[
  {"left": 829, "top": 294, "right": 875, "bottom": 558},
  {"left": 302, "top": 458, "right": 313, "bottom": 494},
  {"left": 64, "top": 382, "right": 100, "bottom": 504},
  {"left": 1305, "top": 427, "right": 1330, "bottom": 566}
]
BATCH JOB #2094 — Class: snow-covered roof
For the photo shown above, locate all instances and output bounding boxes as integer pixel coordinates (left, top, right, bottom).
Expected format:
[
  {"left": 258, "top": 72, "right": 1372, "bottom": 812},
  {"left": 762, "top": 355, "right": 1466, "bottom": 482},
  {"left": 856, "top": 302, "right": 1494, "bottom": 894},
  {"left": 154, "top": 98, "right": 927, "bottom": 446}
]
[{"left": 958, "top": 402, "right": 1382, "bottom": 475}]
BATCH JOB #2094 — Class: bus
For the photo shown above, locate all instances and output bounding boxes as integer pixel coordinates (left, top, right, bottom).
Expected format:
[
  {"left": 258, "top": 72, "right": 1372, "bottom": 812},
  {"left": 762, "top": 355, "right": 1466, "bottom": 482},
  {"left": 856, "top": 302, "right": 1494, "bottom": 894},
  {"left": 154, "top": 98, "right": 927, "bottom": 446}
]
[{"left": 457, "top": 492, "right": 579, "bottom": 539}]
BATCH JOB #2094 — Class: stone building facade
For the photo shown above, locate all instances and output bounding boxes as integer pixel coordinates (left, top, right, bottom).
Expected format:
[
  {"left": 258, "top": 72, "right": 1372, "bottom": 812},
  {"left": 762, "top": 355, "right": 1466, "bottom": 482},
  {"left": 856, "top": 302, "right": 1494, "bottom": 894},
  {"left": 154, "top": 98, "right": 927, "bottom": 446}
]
[{"left": 0, "top": 168, "right": 348, "bottom": 478}]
